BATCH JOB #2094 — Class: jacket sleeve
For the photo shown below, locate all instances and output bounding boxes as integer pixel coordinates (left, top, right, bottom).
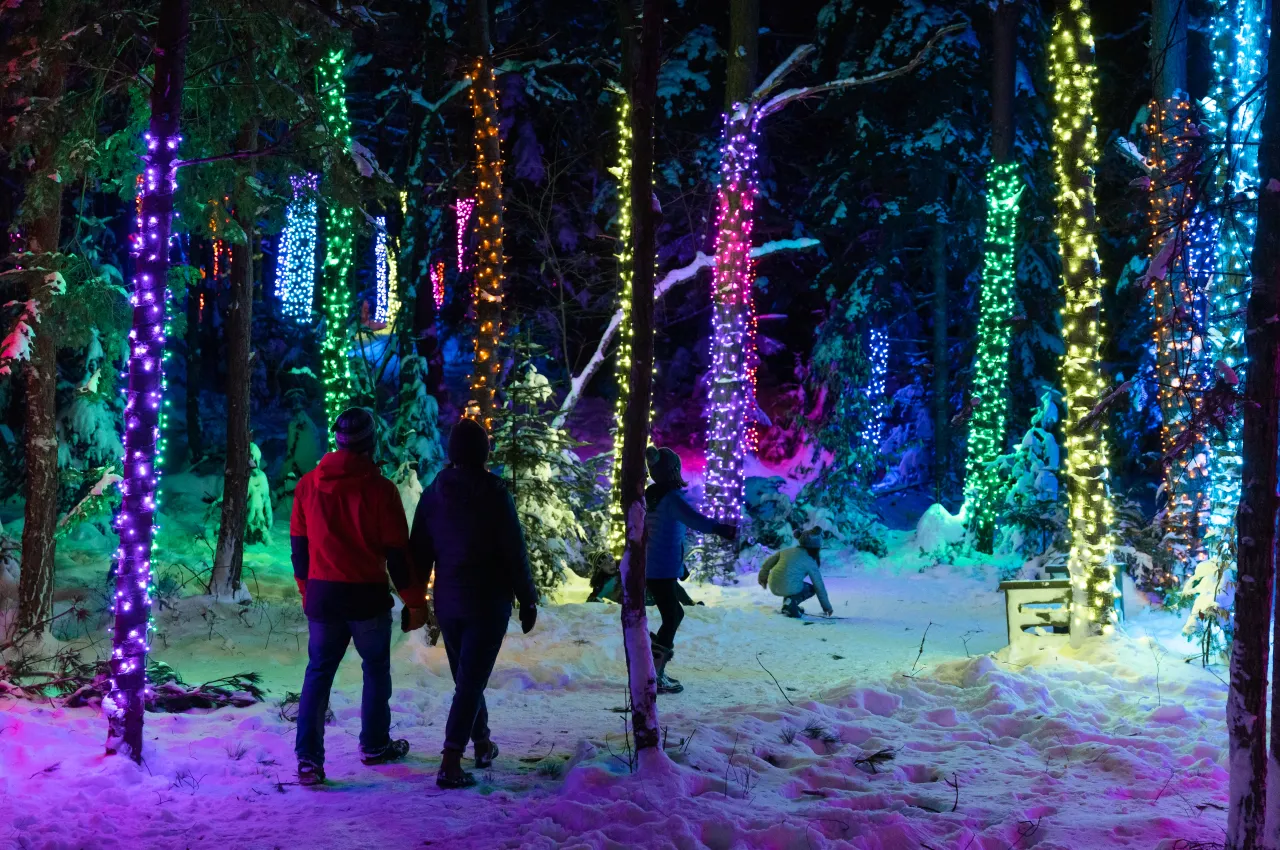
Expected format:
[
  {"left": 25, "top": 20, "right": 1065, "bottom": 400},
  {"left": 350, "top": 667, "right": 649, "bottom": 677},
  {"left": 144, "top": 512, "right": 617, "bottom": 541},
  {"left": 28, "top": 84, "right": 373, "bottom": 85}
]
[
  {"left": 408, "top": 489, "right": 437, "bottom": 596},
  {"left": 758, "top": 553, "right": 779, "bottom": 589},
  {"left": 808, "top": 562, "right": 832, "bottom": 612},
  {"left": 499, "top": 488, "right": 538, "bottom": 608},
  {"left": 290, "top": 478, "right": 309, "bottom": 601},
  {"left": 669, "top": 492, "right": 723, "bottom": 536}
]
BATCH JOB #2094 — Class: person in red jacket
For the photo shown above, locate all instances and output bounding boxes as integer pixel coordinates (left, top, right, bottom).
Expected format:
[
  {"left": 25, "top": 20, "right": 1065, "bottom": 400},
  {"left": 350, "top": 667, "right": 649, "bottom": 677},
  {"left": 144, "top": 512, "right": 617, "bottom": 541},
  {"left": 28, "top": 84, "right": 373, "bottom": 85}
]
[{"left": 291, "top": 407, "right": 426, "bottom": 786}]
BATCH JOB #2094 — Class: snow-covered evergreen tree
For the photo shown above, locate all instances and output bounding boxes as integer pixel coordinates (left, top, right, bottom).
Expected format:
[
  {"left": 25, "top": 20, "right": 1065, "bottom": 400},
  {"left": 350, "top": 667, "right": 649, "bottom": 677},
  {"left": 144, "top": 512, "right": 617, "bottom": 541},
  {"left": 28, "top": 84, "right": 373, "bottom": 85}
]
[
  {"left": 992, "top": 390, "right": 1062, "bottom": 556},
  {"left": 245, "top": 442, "right": 272, "bottom": 545},
  {"left": 490, "top": 354, "right": 604, "bottom": 595}
]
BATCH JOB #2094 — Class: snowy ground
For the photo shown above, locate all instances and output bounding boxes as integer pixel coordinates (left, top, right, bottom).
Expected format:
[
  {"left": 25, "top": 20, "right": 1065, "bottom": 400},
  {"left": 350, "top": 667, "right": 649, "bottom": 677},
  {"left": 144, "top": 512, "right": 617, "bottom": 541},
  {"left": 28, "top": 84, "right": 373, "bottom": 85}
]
[{"left": 1, "top": 500, "right": 1231, "bottom": 849}]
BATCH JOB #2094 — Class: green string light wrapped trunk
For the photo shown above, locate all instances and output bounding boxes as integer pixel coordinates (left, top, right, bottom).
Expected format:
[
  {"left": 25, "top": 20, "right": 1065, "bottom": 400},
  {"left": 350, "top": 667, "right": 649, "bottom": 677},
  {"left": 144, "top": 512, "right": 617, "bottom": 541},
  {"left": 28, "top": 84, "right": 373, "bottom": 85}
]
[
  {"left": 1048, "top": 0, "right": 1117, "bottom": 641},
  {"left": 964, "top": 163, "right": 1021, "bottom": 551},
  {"left": 319, "top": 48, "right": 355, "bottom": 439}
]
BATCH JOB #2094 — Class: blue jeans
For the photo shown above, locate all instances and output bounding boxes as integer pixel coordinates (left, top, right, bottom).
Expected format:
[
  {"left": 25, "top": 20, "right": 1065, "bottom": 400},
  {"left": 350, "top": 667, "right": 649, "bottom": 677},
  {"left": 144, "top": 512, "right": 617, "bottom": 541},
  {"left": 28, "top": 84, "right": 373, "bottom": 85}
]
[
  {"left": 295, "top": 613, "right": 393, "bottom": 765},
  {"left": 437, "top": 606, "right": 509, "bottom": 753}
]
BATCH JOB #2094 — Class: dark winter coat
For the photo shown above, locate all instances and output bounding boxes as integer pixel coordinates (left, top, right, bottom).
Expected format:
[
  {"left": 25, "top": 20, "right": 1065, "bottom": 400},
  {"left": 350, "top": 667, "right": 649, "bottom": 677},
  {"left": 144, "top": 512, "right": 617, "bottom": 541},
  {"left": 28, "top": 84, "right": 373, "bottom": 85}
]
[
  {"left": 290, "top": 450, "right": 424, "bottom": 621},
  {"left": 409, "top": 466, "right": 537, "bottom": 617},
  {"left": 644, "top": 483, "right": 731, "bottom": 580}
]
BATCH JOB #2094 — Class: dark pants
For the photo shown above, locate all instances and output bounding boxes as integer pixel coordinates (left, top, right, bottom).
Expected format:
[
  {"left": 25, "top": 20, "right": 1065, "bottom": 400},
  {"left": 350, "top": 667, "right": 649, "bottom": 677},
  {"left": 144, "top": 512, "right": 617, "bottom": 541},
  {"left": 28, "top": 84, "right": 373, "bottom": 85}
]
[
  {"left": 437, "top": 607, "right": 509, "bottom": 754},
  {"left": 295, "top": 613, "right": 393, "bottom": 765},
  {"left": 647, "top": 578, "right": 684, "bottom": 648},
  {"left": 783, "top": 583, "right": 817, "bottom": 611}
]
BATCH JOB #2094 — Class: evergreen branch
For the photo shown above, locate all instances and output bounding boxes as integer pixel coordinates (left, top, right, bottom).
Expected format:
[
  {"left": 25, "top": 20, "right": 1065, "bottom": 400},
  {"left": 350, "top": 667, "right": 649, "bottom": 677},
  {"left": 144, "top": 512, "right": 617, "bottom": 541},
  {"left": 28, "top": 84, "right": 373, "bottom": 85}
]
[
  {"left": 173, "top": 117, "right": 311, "bottom": 169},
  {"left": 756, "top": 23, "right": 966, "bottom": 120}
]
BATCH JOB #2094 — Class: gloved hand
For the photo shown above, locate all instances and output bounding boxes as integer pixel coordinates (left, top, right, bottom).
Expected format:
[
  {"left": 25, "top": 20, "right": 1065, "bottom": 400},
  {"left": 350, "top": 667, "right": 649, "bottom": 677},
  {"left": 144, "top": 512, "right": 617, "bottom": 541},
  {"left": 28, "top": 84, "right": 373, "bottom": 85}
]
[
  {"left": 714, "top": 522, "right": 738, "bottom": 542},
  {"left": 401, "top": 605, "right": 431, "bottom": 633},
  {"left": 822, "top": 606, "right": 834, "bottom": 618},
  {"left": 519, "top": 604, "right": 537, "bottom": 634}
]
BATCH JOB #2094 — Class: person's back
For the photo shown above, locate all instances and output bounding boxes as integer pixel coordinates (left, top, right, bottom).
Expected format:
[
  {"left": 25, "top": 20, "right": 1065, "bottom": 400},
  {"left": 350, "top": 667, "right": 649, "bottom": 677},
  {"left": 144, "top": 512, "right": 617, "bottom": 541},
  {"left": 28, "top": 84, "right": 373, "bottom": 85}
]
[
  {"left": 758, "top": 530, "right": 832, "bottom": 618},
  {"left": 409, "top": 418, "right": 538, "bottom": 789},
  {"left": 414, "top": 465, "right": 536, "bottom": 615},
  {"left": 293, "top": 450, "right": 413, "bottom": 619}
]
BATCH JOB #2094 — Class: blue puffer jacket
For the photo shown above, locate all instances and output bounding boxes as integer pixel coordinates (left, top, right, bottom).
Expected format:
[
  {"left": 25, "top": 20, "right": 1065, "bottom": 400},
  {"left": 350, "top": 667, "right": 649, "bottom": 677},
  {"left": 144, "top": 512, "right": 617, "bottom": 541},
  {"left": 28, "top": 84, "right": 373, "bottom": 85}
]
[{"left": 644, "top": 483, "right": 727, "bottom": 580}]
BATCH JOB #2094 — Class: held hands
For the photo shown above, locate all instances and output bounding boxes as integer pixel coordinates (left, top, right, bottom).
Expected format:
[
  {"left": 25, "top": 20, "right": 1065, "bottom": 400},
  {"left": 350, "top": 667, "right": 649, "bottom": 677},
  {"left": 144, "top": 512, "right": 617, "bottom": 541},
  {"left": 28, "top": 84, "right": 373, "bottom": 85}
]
[
  {"left": 714, "top": 522, "right": 739, "bottom": 543},
  {"left": 519, "top": 604, "right": 537, "bottom": 635},
  {"left": 401, "top": 605, "right": 432, "bottom": 633}
]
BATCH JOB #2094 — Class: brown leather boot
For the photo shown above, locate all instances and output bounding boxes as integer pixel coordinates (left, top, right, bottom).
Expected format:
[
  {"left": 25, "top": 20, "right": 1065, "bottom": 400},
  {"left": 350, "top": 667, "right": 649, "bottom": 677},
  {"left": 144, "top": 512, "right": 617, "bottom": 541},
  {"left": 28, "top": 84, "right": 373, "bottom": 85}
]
[{"left": 437, "top": 749, "right": 477, "bottom": 789}]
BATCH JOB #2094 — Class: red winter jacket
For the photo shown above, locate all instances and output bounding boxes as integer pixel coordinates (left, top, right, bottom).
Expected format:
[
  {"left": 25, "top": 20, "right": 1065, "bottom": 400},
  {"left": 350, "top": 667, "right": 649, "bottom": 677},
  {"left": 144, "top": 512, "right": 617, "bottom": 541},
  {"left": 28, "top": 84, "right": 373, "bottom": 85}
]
[{"left": 290, "top": 450, "right": 425, "bottom": 620}]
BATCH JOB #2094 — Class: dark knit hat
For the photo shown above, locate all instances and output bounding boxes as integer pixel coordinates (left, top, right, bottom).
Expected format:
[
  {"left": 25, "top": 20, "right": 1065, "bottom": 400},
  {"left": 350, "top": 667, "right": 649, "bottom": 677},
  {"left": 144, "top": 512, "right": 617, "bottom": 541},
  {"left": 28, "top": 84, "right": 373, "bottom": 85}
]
[
  {"left": 449, "top": 418, "right": 490, "bottom": 469},
  {"left": 797, "top": 527, "right": 823, "bottom": 552},
  {"left": 333, "top": 407, "right": 377, "bottom": 454},
  {"left": 645, "top": 445, "right": 685, "bottom": 487}
]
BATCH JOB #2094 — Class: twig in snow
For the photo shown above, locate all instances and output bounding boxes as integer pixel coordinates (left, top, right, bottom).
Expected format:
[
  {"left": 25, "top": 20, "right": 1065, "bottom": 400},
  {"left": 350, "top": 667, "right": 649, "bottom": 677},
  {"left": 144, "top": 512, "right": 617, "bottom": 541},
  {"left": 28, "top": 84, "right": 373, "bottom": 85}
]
[
  {"left": 756, "top": 652, "right": 794, "bottom": 706},
  {"left": 852, "top": 747, "right": 896, "bottom": 774},
  {"left": 945, "top": 772, "right": 960, "bottom": 812},
  {"left": 805, "top": 817, "right": 851, "bottom": 850},
  {"left": 1004, "top": 817, "right": 1042, "bottom": 850},
  {"left": 906, "top": 622, "right": 935, "bottom": 677}
]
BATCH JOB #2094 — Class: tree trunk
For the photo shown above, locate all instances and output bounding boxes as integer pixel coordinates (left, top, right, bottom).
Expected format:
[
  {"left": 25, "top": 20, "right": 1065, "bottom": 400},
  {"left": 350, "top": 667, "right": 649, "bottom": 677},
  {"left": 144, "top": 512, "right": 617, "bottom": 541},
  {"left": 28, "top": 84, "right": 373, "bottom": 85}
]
[
  {"left": 1049, "top": 2, "right": 1115, "bottom": 641},
  {"left": 701, "top": 0, "right": 760, "bottom": 579},
  {"left": 617, "top": 0, "right": 664, "bottom": 766},
  {"left": 963, "top": 0, "right": 1019, "bottom": 552},
  {"left": 211, "top": 121, "right": 259, "bottom": 600},
  {"left": 930, "top": 198, "right": 948, "bottom": 505},
  {"left": 14, "top": 41, "right": 67, "bottom": 639},
  {"left": 465, "top": 0, "right": 506, "bottom": 429},
  {"left": 107, "top": 0, "right": 189, "bottom": 762},
  {"left": 1231, "top": 4, "right": 1280, "bottom": 843},
  {"left": 318, "top": 48, "right": 355, "bottom": 435},
  {"left": 186, "top": 261, "right": 203, "bottom": 465},
  {"left": 1148, "top": 0, "right": 1206, "bottom": 579}
]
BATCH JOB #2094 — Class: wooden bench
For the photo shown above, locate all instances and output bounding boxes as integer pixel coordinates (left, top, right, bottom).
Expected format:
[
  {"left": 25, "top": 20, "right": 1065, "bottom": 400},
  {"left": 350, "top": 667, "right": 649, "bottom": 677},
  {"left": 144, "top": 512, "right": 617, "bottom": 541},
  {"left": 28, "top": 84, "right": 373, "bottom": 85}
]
[{"left": 998, "top": 579, "right": 1071, "bottom": 651}]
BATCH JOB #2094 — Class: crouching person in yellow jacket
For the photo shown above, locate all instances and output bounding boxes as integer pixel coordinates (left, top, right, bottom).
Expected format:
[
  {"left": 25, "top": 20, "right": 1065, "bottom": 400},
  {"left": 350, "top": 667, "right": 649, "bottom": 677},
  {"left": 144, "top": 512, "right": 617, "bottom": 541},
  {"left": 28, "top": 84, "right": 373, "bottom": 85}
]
[{"left": 757, "top": 529, "right": 833, "bottom": 618}]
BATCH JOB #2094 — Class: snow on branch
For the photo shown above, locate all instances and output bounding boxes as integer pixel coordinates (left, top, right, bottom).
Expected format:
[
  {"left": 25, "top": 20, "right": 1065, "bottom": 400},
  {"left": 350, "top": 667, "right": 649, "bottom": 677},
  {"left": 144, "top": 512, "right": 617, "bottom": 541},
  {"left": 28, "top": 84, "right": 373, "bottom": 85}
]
[
  {"left": 755, "top": 23, "right": 966, "bottom": 120},
  {"left": 552, "top": 238, "right": 820, "bottom": 428},
  {"left": 0, "top": 271, "right": 65, "bottom": 377}
]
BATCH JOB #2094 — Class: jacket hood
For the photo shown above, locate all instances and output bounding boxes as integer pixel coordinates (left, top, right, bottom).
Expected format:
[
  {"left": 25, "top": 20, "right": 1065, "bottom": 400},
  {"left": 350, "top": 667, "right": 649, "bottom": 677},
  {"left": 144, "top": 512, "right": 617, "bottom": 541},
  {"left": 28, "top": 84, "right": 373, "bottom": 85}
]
[
  {"left": 314, "top": 450, "right": 379, "bottom": 492},
  {"left": 645, "top": 481, "right": 684, "bottom": 511}
]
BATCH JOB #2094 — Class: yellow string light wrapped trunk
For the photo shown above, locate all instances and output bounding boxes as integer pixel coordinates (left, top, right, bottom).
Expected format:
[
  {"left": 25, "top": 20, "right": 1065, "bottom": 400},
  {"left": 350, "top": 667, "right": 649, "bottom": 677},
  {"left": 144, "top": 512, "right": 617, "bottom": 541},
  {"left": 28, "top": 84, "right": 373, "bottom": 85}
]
[{"left": 1048, "top": 0, "right": 1117, "bottom": 640}]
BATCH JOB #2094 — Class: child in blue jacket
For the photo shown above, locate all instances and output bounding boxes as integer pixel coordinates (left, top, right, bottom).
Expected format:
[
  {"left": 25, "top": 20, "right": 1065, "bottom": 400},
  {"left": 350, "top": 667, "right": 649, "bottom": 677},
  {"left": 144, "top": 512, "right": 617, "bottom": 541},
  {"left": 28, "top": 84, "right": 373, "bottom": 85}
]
[{"left": 644, "top": 446, "right": 736, "bottom": 693}]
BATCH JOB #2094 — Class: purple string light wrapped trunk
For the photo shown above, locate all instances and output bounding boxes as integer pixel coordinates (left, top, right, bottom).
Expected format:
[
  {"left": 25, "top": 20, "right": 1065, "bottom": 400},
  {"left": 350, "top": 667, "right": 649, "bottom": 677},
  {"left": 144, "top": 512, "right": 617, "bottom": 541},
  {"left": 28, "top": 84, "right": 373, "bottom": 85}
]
[{"left": 106, "top": 0, "right": 189, "bottom": 761}]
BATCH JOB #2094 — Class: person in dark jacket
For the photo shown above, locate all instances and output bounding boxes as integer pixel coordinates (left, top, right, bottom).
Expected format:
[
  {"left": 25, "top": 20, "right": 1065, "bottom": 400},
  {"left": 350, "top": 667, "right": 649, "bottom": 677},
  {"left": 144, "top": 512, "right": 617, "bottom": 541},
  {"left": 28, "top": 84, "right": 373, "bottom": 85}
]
[
  {"left": 644, "top": 446, "right": 736, "bottom": 694},
  {"left": 409, "top": 418, "right": 538, "bottom": 789},
  {"left": 291, "top": 408, "right": 426, "bottom": 786}
]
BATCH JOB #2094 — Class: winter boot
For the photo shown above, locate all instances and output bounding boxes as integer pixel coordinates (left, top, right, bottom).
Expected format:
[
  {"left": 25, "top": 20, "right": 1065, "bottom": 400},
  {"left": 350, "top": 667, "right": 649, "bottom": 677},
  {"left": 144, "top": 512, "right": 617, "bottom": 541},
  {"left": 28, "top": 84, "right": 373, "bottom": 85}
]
[
  {"left": 474, "top": 740, "right": 499, "bottom": 769},
  {"left": 297, "top": 759, "right": 326, "bottom": 787},
  {"left": 361, "top": 739, "right": 410, "bottom": 766},
  {"left": 650, "top": 636, "right": 684, "bottom": 694},
  {"left": 781, "top": 598, "right": 803, "bottom": 618},
  {"left": 437, "top": 749, "right": 478, "bottom": 789}
]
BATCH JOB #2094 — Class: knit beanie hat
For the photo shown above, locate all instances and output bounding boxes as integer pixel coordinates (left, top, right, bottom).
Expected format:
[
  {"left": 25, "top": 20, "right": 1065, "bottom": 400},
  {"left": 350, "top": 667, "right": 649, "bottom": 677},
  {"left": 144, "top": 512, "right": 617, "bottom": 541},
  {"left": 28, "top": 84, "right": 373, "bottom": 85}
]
[
  {"left": 797, "top": 527, "right": 823, "bottom": 552},
  {"left": 645, "top": 445, "right": 684, "bottom": 487},
  {"left": 449, "top": 418, "right": 490, "bottom": 469},
  {"left": 333, "top": 407, "right": 377, "bottom": 454}
]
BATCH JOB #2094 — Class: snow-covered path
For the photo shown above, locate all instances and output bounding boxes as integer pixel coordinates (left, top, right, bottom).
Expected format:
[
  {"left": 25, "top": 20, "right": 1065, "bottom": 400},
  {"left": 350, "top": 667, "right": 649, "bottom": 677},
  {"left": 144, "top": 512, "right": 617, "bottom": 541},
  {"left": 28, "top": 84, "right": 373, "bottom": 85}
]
[{"left": 1, "top": 544, "right": 1230, "bottom": 849}]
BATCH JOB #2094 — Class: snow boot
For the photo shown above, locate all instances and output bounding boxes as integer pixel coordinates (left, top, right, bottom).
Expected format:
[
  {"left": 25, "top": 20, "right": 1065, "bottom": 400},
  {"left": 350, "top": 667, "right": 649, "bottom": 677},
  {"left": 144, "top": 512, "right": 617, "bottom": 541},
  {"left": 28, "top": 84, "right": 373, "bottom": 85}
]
[
  {"left": 474, "top": 740, "right": 499, "bottom": 769},
  {"left": 297, "top": 759, "right": 326, "bottom": 787},
  {"left": 781, "top": 599, "right": 803, "bottom": 618},
  {"left": 361, "top": 739, "right": 410, "bottom": 766},
  {"left": 437, "top": 749, "right": 478, "bottom": 789},
  {"left": 650, "top": 636, "right": 684, "bottom": 694}
]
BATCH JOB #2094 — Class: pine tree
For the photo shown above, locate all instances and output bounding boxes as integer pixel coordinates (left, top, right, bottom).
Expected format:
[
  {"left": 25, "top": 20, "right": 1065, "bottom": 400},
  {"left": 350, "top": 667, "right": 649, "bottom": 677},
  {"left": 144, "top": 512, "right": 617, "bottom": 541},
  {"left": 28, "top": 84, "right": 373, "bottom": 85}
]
[{"left": 490, "top": 342, "right": 603, "bottom": 595}]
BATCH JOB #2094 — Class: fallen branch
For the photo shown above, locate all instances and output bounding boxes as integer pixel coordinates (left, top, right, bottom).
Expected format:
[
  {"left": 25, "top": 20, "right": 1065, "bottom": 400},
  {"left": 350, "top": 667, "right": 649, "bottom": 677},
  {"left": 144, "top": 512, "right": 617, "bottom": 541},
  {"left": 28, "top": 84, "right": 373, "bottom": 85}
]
[
  {"left": 552, "top": 238, "right": 819, "bottom": 428},
  {"left": 756, "top": 652, "right": 794, "bottom": 706}
]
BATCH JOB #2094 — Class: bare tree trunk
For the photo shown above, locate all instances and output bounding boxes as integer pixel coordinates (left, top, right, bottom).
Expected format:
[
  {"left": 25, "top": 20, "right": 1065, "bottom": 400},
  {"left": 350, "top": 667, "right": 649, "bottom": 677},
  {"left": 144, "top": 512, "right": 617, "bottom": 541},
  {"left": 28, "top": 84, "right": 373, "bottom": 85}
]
[
  {"left": 211, "top": 121, "right": 259, "bottom": 600},
  {"left": 465, "top": 0, "right": 506, "bottom": 429},
  {"left": 186, "top": 255, "right": 203, "bottom": 464},
  {"left": 1232, "top": 3, "right": 1280, "bottom": 842},
  {"left": 617, "top": 0, "right": 665, "bottom": 767},
  {"left": 929, "top": 200, "right": 948, "bottom": 505},
  {"left": 107, "top": 0, "right": 189, "bottom": 761},
  {"left": 15, "top": 47, "right": 65, "bottom": 635}
]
